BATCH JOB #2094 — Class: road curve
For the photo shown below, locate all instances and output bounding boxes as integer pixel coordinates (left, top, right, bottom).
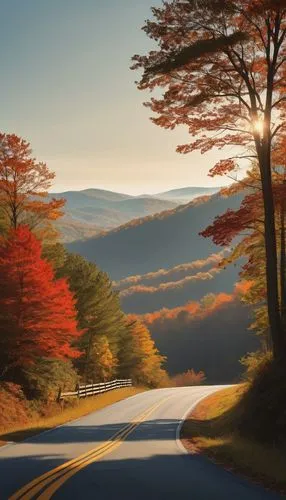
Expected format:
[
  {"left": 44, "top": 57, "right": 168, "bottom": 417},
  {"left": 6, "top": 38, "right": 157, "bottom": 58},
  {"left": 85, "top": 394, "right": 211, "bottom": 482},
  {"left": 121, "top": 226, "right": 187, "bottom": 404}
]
[{"left": 0, "top": 386, "right": 283, "bottom": 500}]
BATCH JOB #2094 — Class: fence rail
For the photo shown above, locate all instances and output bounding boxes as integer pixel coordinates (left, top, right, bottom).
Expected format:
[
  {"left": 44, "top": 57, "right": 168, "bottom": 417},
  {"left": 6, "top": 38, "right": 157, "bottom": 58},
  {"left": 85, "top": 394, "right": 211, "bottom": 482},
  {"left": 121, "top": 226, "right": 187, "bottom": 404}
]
[{"left": 57, "top": 378, "right": 132, "bottom": 401}]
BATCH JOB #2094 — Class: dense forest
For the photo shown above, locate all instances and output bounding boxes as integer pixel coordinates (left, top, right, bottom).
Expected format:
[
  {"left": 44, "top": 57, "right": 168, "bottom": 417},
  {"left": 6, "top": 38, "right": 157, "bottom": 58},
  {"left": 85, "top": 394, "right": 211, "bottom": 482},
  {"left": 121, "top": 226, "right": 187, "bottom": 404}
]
[{"left": 0, "top": 134, "right": 168, "bottom": 405}]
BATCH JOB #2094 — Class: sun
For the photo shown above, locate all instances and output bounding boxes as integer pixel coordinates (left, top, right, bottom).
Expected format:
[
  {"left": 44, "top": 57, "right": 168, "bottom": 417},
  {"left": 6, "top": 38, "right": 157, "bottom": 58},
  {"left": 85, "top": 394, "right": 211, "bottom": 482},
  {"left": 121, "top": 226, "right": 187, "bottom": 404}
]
[{"left": 252, "top": 118, "right": 264, "bottom": 136}]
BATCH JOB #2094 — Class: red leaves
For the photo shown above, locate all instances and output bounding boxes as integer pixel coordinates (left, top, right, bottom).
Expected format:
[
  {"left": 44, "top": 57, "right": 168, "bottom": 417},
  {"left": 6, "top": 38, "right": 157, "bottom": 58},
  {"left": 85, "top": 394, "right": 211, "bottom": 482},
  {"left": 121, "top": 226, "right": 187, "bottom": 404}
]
[
  {"left": 0, "top": 226, "right": 82, "bottom": 371},
  {"left": 200, "top": 193, "right": 261, "bottom": 245},
  {"left": 200, "top": 182, "right": 286, "bottom": 246}
]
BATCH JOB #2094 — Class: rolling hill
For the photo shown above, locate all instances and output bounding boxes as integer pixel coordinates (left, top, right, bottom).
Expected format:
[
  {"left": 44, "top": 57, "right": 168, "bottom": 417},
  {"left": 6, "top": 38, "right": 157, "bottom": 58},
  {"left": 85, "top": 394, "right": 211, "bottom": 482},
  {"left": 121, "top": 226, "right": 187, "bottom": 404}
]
[
  {"left": 51, "top": 189, "right": 178, "bottom": 242},
  {"left": 67, "top": 191, "right": 244, "bottom": 281},
  {"left": 66, "top": 189, "right": 256, "bottom": 382}
]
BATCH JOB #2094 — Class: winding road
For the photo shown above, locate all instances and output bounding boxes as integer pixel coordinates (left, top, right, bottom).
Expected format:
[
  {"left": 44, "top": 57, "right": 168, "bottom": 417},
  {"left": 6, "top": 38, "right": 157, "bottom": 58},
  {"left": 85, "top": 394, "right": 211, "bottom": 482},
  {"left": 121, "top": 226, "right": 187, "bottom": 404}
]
[{"left": 0, "top": 386, "right": 283, "bottom": 499}]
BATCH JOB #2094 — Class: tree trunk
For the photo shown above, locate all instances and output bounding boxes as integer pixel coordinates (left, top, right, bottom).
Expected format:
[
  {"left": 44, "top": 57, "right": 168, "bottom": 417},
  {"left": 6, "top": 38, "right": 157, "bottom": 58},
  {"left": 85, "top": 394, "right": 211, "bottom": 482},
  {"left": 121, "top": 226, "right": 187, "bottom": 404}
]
[
  {"left": 259, "top": 151, "right": 284, "bottom": 358},
  {"left": 280, "top": 180, "right": 286, "bottom": 330}
]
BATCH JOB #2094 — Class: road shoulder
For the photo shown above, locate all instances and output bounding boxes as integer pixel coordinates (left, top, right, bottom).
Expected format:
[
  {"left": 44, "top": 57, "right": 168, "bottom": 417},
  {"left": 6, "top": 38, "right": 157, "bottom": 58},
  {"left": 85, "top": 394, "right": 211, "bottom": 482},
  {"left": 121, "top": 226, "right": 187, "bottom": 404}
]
[{"left": 180, "top": 385, "right": 286, "bottom": 495}]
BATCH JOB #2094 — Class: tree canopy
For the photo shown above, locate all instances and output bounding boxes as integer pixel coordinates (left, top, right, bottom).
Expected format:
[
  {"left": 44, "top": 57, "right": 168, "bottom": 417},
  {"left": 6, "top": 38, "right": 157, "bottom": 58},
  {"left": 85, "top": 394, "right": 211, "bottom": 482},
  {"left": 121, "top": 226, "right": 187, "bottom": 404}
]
[{"left": 132, "top": 0, "right": 286, "bottom": 357}]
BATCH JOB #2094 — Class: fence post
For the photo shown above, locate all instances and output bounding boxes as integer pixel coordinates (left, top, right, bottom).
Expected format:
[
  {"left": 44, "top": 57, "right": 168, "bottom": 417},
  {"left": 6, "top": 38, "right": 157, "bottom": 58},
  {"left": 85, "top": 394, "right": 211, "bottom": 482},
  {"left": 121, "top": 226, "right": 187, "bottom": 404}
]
[
  {"left": 57, "top": 387, "right": 62, "bottom": 403},
  {"left": 76, "top": 383, "right": 80, "bottom": 399}
]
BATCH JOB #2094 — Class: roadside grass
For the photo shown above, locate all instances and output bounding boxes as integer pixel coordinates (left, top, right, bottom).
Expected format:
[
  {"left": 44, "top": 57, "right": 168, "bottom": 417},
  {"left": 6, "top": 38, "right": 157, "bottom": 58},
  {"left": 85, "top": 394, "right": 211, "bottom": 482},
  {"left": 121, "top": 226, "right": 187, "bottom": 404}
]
[
  {"left": 0, "top": 387, "right": 146, "bottom": 445},
  {"left": 181, "top": 385, "right": 286, "bottom": 493}
]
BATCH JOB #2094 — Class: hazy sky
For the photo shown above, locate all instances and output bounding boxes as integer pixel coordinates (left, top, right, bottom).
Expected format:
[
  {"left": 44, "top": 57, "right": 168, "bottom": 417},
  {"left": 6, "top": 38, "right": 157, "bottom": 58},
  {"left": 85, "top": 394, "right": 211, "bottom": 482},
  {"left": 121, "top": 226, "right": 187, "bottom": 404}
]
[{"left": 0, "top": 0, "right": 233, "bottom": 194}]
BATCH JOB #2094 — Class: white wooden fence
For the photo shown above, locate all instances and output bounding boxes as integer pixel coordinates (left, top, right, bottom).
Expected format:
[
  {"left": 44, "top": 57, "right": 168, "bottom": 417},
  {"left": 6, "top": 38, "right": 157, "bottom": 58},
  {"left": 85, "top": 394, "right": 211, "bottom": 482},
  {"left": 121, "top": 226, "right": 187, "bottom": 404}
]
[{"left": 57, "top": 378, "right": 132, "bottom": 401}]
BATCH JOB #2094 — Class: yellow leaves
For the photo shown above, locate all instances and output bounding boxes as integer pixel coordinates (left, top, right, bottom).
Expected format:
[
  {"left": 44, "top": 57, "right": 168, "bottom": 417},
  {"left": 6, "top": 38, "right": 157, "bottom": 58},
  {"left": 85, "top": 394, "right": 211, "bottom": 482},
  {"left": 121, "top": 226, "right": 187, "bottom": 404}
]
[{"left": 88, "top": 336, "right": 117, "bottom": 382}]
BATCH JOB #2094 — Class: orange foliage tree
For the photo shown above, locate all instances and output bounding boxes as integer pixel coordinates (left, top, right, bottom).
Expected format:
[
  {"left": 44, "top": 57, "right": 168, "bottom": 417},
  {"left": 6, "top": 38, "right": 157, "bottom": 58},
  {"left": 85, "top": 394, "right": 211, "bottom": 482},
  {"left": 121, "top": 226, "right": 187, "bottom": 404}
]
[
  {"left": 171, "top": 369, "right": 206, "bottom": 387},
  {"left": 0, "top": 133, "right": 64, "bottom": 233},
  {"left": 132, "top": 1, "right": 286, "bottom": 357},
  {"left": 121, "top": 317, "right": 168, "bottom": 387},
  {"left": 0, "top": 226, "right": 82, "bottom": 378}
]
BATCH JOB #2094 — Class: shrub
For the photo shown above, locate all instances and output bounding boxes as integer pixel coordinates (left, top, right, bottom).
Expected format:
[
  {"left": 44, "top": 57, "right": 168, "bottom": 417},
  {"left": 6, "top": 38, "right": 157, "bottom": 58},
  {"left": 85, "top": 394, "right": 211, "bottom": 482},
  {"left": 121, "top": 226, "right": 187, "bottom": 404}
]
[
  {"left": 171, "top": 369, "right": 206, "bottom": 387},
  {"left": 23, "top": 359, "right": 78, "bottom": 402},
  {"left": 240, "top": 350, "right": 273, "bottom": 381},
  {"left": 0, "top": 382, "right": 32, "bottom": 430}
]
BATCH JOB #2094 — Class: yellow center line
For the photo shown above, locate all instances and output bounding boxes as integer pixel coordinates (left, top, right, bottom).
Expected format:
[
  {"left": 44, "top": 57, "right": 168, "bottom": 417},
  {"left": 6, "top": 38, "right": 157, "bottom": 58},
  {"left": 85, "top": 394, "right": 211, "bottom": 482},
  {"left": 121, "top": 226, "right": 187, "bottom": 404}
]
[
  {"left": 10, "top": 396, "right": 171, "bottom": 500},
  {"left": 19, "top": 406, "right": 154, "bottom": 500},
  {"left": 10, "top": 402, "right": 158, "bottom": 500}
]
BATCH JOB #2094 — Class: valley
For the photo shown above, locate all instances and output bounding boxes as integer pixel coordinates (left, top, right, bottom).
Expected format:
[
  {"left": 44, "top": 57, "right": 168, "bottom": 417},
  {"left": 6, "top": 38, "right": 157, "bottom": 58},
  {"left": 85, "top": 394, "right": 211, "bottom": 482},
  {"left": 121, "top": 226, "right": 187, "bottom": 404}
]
[{"left": 65, "top": 187, "right": 257, "bottom": 383}]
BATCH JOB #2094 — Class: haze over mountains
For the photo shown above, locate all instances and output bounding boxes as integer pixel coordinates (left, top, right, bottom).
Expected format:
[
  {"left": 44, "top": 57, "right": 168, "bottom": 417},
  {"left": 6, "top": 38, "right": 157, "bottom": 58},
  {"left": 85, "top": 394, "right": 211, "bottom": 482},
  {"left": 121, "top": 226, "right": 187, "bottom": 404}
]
[
  {"left": 52, "top": 186, "right": 221, "bottom": 242},
  {"left": 64, "top": 187, "right": 256, "bottom": 383},
  {"left": 67, "top": 191, "right": 244, "bottom": 281}
]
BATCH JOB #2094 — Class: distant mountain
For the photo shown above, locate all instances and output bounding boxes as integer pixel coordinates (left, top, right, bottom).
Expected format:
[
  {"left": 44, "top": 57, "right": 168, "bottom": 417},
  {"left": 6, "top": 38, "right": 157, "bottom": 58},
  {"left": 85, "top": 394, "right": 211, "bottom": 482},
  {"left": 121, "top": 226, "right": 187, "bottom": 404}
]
[
  {"left": 154, "top": 186, "right": 221, "bottom": 202},
  {"left": 67, "top": 192, "right": 244, "bottom": 281},
  {"left": 50, "top": 189, "right": 178, "bottom": 242}
]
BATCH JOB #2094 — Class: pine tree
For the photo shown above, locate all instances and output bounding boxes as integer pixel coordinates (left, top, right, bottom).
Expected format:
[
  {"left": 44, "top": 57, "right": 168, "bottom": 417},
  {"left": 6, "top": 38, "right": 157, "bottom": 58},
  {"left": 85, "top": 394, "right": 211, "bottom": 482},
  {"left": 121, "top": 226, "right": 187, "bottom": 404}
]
[{"left": 58, "top": 253, "right": 129, "bottom": 380}]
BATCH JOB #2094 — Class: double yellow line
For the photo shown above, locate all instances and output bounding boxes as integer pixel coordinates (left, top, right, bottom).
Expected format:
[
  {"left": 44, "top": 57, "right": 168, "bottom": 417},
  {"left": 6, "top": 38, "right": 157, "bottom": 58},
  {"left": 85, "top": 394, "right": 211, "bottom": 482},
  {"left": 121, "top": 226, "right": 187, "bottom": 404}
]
[{"left": 10, "top": 396, "right": 171, "bottom": 500}]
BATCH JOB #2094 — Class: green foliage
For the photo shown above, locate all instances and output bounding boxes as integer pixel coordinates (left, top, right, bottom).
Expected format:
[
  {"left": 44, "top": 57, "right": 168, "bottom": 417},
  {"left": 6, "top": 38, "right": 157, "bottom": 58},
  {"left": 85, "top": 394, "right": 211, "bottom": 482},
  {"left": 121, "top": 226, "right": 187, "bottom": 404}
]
[
  {"left": 23, "top": 359, "right": 78, "bottom": 402},
  {"left": 57, "top": 252, "right": 129, "bottom": 380},
  {"left": 42, "top": 242, "right": 67, "bottom": 271}
]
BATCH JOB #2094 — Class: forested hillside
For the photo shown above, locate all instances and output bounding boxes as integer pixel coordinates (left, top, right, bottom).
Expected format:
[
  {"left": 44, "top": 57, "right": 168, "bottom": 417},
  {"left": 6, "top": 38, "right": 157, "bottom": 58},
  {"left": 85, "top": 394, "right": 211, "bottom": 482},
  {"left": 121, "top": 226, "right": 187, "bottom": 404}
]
[
  {"left": 143, "top": 284, "right": 258, "bottom": 383},
  {"left": 0, "top": 134, "right": 168, "bottom": 414},
  {"left": 67, "top": 190, "right": 258, "bottom": 382},
  {"left": 51, "top": 189, "right": 178, "bottom": 242},
  {"left": 67, "top": 192, "right": 244, "bottom": 280}
]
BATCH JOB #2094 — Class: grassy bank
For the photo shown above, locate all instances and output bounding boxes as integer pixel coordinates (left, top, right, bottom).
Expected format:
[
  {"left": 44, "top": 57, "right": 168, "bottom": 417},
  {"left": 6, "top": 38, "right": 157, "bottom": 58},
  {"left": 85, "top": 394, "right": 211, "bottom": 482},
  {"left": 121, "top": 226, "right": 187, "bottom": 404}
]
[
  {"left": 0, "top": 386, "right": 145, "bottom": 445},
  {"left": 181, "top": 385, "right": 286, "bottom": 493}
]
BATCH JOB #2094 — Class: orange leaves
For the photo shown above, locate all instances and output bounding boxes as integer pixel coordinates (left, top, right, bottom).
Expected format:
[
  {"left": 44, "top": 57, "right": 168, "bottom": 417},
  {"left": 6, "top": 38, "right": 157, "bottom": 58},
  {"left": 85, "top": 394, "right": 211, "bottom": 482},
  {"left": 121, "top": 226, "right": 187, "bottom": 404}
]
[
  {"left": 171, "top": 369, "right": 206, "bottom": 387},
  {"left": 132, "top": 0, "right": 286, "bottom": 181},
  {"left": 0, "top": 133, "right": 65, "bottom": 230},
  {"left": 137, "top": 283, "right": 248, "bottom": 327},
  {"left": 209, "top": 159, "right": 237, "bottom": 178}
]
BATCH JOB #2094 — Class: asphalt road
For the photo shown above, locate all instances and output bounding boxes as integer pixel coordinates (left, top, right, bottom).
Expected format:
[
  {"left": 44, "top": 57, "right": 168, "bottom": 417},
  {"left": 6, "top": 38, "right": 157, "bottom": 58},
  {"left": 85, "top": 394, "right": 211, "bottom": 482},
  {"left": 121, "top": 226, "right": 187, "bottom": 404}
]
[{"left": 0, "top": 386, "right": 283, "bottom": 500}]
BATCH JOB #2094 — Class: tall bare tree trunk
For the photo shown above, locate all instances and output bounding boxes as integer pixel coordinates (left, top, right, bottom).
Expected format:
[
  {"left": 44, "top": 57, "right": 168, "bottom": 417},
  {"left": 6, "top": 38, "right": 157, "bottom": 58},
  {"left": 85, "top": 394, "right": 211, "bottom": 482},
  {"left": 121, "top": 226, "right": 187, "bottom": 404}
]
[
  {"left": 280, "top": 180, "right": 286, "bottom": 331},
  {"left": 259, "top": 146, "right": 284, "bottom": 358}
]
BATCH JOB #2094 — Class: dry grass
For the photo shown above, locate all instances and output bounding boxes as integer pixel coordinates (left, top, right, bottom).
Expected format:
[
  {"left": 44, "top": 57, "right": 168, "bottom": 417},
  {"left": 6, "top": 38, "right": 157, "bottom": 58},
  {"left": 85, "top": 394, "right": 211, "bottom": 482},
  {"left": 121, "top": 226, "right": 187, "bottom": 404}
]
[
  {"left": 181, "top": 385, "right": 286, "bottom": 493},
  {"left": 0, "top": 387, "right": 146, "bottom": 445}
]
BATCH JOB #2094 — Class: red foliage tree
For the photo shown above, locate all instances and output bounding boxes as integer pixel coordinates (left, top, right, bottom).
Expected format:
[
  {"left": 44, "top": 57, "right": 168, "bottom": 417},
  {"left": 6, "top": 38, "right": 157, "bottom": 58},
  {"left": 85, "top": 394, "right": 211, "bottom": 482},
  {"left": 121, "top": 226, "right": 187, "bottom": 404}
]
[{"left": 0, "top": 226, "right": 82, "bottom": 376}]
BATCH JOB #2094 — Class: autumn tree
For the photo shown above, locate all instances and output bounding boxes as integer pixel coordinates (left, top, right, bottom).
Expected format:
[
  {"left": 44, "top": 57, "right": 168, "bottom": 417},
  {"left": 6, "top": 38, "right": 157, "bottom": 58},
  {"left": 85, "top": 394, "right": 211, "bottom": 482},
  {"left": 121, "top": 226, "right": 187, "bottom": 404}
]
[
  {"left": 201, "top": 162, "right": 286, "bottom": 348},
  {"left": 132, "top": 0, "right": 286, "bottom": 357},
  {"left": 118, "top": 317, "right": 168, "bottom": 387},
  {"left": 57, "top": 253, "right": 129, "bottom": 381},
  {"left": 0, "top": 226, "right": 82, "bottom": 379},
  {"left": 0, "top": 133, "right": 64, "bottom": 234},
  {"left": 85, "top": 336, "right": 117, "bottom": 383}
]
